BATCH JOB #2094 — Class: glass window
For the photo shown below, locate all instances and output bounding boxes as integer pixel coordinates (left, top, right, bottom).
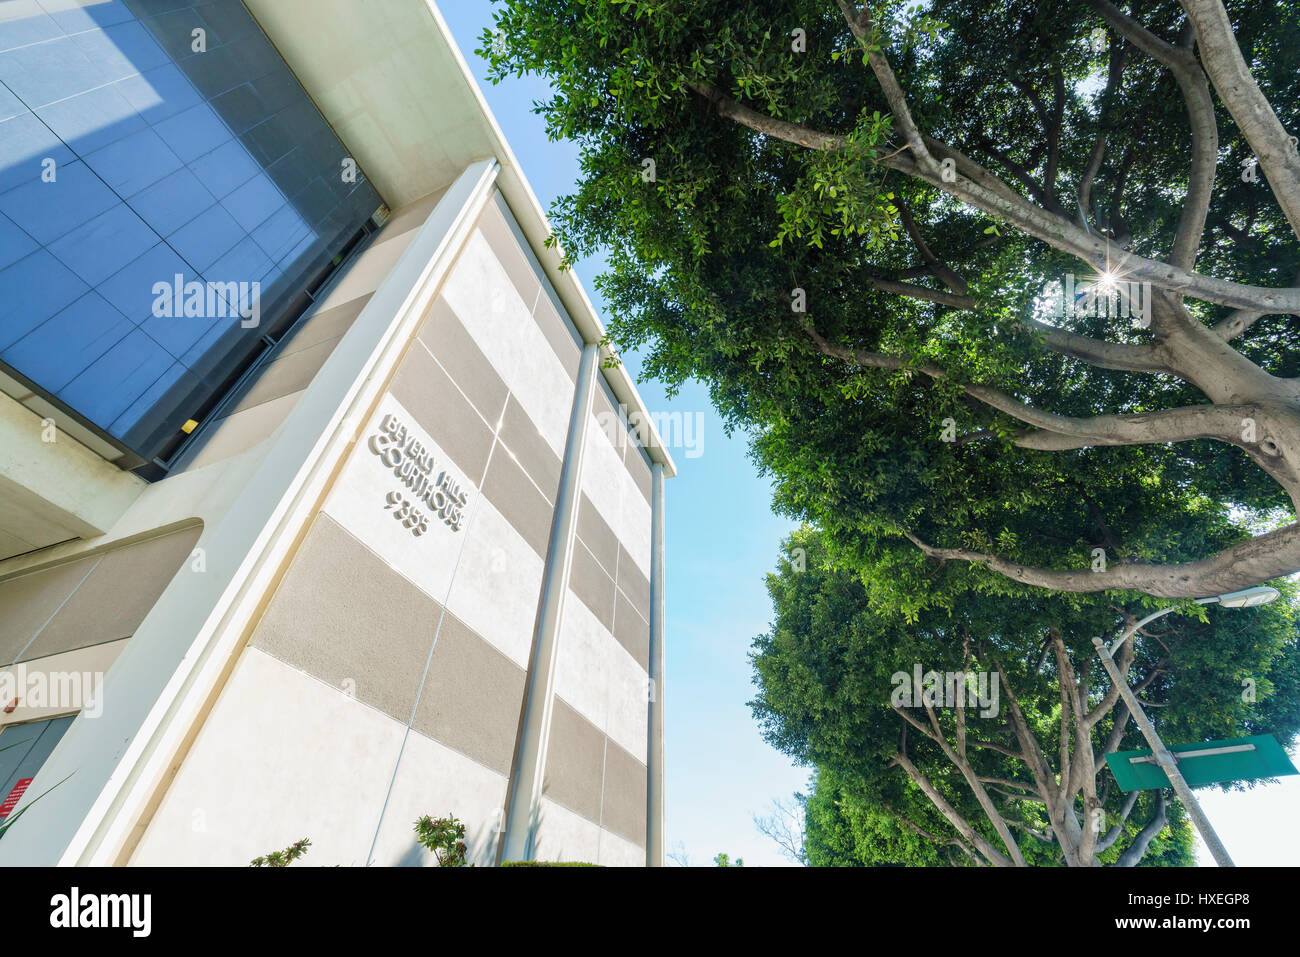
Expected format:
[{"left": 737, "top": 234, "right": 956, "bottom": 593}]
[{"left": 0, "top": 0, "right": 380, "bottom": 468}]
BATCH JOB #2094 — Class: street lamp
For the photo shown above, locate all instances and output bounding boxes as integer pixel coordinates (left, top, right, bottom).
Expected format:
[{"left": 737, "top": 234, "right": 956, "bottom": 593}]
[{"left": 1092, "top": 585, "right": 1280, "bottom": 867}]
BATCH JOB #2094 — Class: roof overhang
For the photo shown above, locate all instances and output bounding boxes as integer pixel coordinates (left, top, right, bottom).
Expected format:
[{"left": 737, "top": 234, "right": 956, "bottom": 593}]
[{"left": 244, "top": 0, "right": 677, "bottom": 477}]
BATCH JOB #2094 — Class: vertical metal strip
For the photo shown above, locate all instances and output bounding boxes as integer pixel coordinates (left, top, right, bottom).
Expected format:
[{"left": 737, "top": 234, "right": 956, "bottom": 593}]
[
  {"left": 500, "top": 342, "right": 600, "bottom": 861},
  {"left": 646, "top": 462, "right": 666, "bottom": 866}
]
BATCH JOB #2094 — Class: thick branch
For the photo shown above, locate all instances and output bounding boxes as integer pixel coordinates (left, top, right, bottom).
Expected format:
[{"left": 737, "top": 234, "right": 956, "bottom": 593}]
[
  {"left": 1180, "top": 0, "right": 1300, "bottom": 241},
  {"left": 1024, "top": 318, "right": 1174, "bottom": 375},
  {"left": 904, "top": 521, "right": 1300, "bottom": 598},
  {"left": 692, "top": 76, "right": 1300, "bottom": 312},
  {"left": 891, "top": 751, "right": 1016, "bottom": 866},
  {"left": 1115, "top": 791, "right": 1168, "bottom": 866},
  {"left": 1095, "top": 791, "right": 1141, "bottom": 853},
  {"left": 1090, "top": 0, "right": 1218, "bottom": 268}
]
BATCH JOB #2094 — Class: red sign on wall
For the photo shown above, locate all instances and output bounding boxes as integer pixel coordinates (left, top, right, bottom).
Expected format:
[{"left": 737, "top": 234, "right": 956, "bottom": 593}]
[{"left": 0, "top": 778, "right": 33, "bottom": 819}]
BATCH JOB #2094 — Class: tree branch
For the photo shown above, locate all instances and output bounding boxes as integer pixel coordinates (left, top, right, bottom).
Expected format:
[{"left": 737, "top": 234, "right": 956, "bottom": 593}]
[
  {"left": 1089, "top": 0, "right": 1218, "bottom": 268},
  {"left": 1179, "top": 0, "right": 1300, "bottom": 242},
  {"left": 1115, "top": 791, "right": 1168, "bottom": 865},
  {"left": 904, "top": 521, "right": 1300, "bottom": 598}
]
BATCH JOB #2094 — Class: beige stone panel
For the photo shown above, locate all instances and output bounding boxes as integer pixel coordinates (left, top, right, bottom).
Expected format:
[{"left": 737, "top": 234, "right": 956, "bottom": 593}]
[
  {"left": 414, "top": 297, "right": 509, "bottom": 425},
  {"left": 553, "top": 594, "right": 612, "bottom": 736},
  {"left": 603, "top": 643, "right": 650, "bottom": 766},
  {"left": 223, "top": 338, "right": 340, "bottom": 417},
  {"left": 568, "top": 539, "right": 615, "bottom": 630},
  {"left": 576, "top": 493, "right": 618, "bottom": 577},
  {"left": 542, "top": 697, "right": 604, "bottom": 824},
  {"left": 479, "top": 445, "right": 554, "bottom": 560},
  {"left": 475, "top": 200, "right": 542, "bottom": 317},
  {"left": 497, "top": 395, "right": 562, "bottom": 505},
  {"left": 411, "top": 611, "right": 526, "bottom": 776},
  {"left": 625, "top": 440, "right": 654, "bottom": 505},
  {"left": 378, "top": 187, "right": 450, "bottom": 241},
  {"left": 180, "top": 390, "right": 302, "bottom": 472},
  {"left": 440, "top": 231, "right": 573, "bottom": 456},
  {"left": 311, "top": 225, "right": 417, "bottom": 313},
  {"left": 617, "top": 546, "right": 651, "bottom": 624},
  {"left": 613, "top": 589, "right": 649, "bottom": 672},
  {"left": 389, "top": 344, "right": 496, "bottom": 482},
  {"left": 23, "top": 526, "right": 203, "bottom": 663},
  {"left": 531, "top": 291, "right": 582, "bottom": 381},
  {"left": 597, "top": 827, "right": 646, "bottom": 867},
  {"left": 274, "top": 294, "right": 372, "bottom": 359},
  {"left": 600, "top": 739, "right": 648, "bottom": 849},
  {"left": 0, "top": 554, "right": 100, "bottom": 665},
  {"left": 250, "top": 513, "right": 435, "bottom": 725}
]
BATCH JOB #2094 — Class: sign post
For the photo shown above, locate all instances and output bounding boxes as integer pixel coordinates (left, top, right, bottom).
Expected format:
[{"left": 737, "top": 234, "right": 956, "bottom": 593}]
[{"left": 1093, "top": 635, "right": 1237, "bottom": 866}]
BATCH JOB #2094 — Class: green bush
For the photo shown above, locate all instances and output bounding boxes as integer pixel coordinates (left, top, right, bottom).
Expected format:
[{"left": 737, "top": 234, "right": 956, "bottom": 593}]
[{"left": 500, "top": 860, "right": 600, "bottom": 867}]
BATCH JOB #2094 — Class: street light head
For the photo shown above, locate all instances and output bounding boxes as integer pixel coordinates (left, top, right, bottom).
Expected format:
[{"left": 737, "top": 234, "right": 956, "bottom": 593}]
[{"left": 1213, "top": 586, "right": 1281, "bottom": 608}]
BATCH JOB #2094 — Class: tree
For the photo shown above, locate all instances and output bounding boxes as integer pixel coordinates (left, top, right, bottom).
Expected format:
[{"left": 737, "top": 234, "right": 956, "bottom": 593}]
[
  {"left": 754, "top": 792, "right": 810, "bottom": 864},
  {"left": 750, "top": 527, "right": 1300, "bottom": 865},
  {"left": 713, "top": 852, "right": 745, "bottom": 866},
  {"left": 484, "top": 0, "right": 1300, "bottom": 601}
]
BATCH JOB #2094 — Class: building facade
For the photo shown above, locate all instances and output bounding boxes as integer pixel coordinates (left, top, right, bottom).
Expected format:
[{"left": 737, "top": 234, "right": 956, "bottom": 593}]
[{"left": 0, "top": 0, "right": 671, "bottom": 866}]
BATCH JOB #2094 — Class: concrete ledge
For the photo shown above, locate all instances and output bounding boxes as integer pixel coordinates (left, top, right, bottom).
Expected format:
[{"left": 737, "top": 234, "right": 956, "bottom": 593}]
[{"left": 0, "top": 393, "right": 144, "bottom": 556}]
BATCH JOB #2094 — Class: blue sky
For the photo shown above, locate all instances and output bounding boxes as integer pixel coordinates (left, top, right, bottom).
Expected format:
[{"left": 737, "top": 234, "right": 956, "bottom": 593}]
[{"left": 441, "top": 2, "right": 1299, "bottom": 867}]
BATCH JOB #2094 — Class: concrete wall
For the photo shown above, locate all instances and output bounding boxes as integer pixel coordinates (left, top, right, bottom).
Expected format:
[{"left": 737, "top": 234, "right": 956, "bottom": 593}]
[{"left": 129, "top": 189, "right": 652, "bottom": 865}]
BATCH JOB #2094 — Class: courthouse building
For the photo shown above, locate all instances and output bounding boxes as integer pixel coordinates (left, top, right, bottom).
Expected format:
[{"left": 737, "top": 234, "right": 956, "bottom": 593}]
[{"left": 0, "top": 0, "right": 670, "bottom": 866}]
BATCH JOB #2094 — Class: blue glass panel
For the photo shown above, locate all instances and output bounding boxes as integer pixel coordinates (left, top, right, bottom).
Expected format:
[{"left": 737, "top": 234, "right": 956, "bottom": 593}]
[
  {"left": 0, "top": 3, "right": 60, "bottom": 54},
  {"left": 37, "top": 0, "right": 137, "bottom": 33},
  {"left": 166, "top": 202, "right": 242, "bottom": 271},
  {"left": 0, "top": 112, "right": 76, "bottom": 193},
  {"left": 0, "top": 249, "right": 88, "bottom": 351},
  {"left": 5, "top": 292, "right": 134, "bottom": 391},
  {"left": 0, "top": 211, "right": 37, "bottom": 271},
  {"left": 114, "top": 62, "right": 202, "bottom": 124},
  {"left": 97, "top": 241, "right": 197, "bottom": 322},
  {"left": 0, "top": 160, "right": 118, "bottom": 245},
  {"left": 0, "top": 81, "right": 22, "bottom": 122},
  {"left": 60, "top": 327, "right": 175, "bottom": 429},
  {"left": 71, "top": 20, "right": 170, "bottom": 80},
  {"left": 221, "top": 172, "right": 286, "bottom": 233},
  {"left": 0, "top": 0, "right": 380, "bottom": 465},
  {"left": 48, "top": 202, "right": 159, "bottom": 286},
  {"left": 153, "top": 101, "right": 229, "bottom": 162},
  {"left": 84, "top": 126, "right": 183, "bottom": 197},
  {"left": 130, "top": 166, "right": 216, "bottom": 237},
  {"left": 36, "top": 83, "right": 147, "bottom": 155},
  {"left": 109, "top": 357, "right": 185, "bottom": 434},
  {"left": 189, "top": 137, "right": 258, "bottom": 198},
  {"left": 0, "top": 34, "right": 108, "bottom": 107}
]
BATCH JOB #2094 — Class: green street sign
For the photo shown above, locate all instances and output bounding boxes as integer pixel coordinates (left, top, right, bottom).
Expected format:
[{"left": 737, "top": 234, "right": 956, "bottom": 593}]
[{"left": 1105, "top": 734, "right": 1299, "bottom": 792}]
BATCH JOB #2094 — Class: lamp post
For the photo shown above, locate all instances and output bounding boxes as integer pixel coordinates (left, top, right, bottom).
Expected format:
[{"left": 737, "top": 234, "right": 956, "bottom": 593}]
[{"left": 1092, "top": 585, "right": 1279, "bottom": 868}]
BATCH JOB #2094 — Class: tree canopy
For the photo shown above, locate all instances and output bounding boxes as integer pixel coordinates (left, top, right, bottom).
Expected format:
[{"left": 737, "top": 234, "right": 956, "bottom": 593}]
[
  {"left": 484, "top": 0, "right": 1300, "bottom": 602},
  {"left": 750, "top": 527, "right": 1300, "bottom": 865}
]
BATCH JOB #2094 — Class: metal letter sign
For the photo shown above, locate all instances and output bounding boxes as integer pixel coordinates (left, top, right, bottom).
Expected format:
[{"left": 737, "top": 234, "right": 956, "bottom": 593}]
[{"left": 1105, "top": 733, "right": 1299, "bottom": 792}]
